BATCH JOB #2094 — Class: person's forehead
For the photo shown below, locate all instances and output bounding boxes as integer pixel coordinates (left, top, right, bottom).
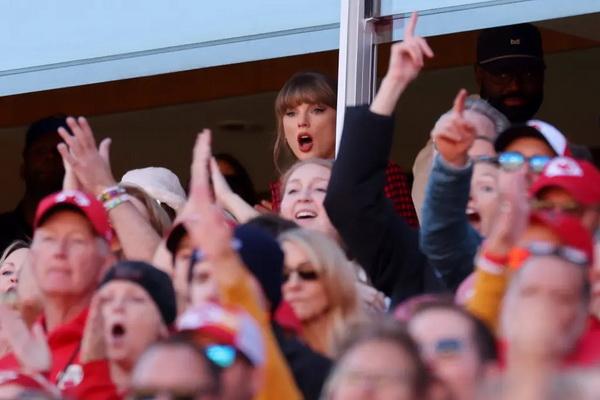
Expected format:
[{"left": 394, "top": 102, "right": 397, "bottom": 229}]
[
  {"left": 519, "top": 256, "right": 583, "bottom": 289},
  {"left": 133, "top": 346, "right": 209, "bottom": 385},
  {"left": 344, "top": 339, "right": 412, "bottom": 369},
  {"left": 410, "top": 308, "right": 472, "bottom": 339},
  {"left": 288, "top": 164, "right": 331, "bottom": 182},
  {"left": 504, "top": 137, "right": 555, "bottom": 157}
]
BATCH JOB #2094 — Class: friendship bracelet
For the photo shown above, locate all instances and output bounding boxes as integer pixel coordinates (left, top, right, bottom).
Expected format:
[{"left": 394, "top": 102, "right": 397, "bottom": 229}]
[
  {"left": 104, "top": 194, "right": 130, "bottom": 211},
  {"left": 98, "top": 185, "right": 126, "bottom": 203}
]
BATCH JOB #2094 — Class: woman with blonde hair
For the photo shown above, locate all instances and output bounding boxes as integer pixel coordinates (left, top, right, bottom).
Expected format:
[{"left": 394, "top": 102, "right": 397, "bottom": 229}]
[{"left": 279, "top": 228, "right": 363, "bottom": 357}]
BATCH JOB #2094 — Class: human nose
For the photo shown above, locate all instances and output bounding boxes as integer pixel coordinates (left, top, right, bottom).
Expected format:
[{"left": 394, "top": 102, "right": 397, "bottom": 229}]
[{"left": 297, "top": 109, "right": 309, "bottom": 127}]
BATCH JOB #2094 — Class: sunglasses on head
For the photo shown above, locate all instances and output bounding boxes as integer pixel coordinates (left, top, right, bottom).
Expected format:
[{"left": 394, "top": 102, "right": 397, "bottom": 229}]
[
  {"left": 282, "top": 269, "right": 320, "bottom": 283},
  {"left": 476, "top": 152, "right": 552, "bottom": 173},
  {"left": 527, "top": 241, "right": 590, "bottom": 266}
]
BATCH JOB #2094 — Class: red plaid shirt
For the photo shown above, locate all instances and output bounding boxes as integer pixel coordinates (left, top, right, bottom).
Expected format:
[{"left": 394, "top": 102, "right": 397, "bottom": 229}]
[{"left": 270, "top": 161, "right": 419, "bottom": 228}]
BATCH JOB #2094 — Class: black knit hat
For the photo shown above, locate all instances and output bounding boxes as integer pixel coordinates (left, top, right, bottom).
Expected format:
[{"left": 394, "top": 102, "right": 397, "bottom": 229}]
[
  {"left": 100, "top": 261, "right": 177, "bottom": 325},
  {"left": 234, "top": 224, "right": 284, "bottom": 312}
]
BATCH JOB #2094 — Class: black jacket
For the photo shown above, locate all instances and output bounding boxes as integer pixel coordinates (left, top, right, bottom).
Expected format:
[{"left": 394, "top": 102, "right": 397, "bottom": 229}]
[
  {"left": 324, "top": 106, "right": 445, "bottom": 305},
  {"left": 272, "top": 323, "right": 332, "bottom": 400}
]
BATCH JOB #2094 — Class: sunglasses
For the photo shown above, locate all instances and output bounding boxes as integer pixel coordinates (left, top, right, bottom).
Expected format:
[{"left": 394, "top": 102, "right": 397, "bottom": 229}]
[
  {"left": 205, "top": 344, "right": 237, "bottom": 368},
  {"left": 282, "top": 269, "right": 320, "bottom": 283},
  {"left": 423, "top": 338, "right": 466, "bottom": 357},
  {"left": 476, "top": 152, "right": 552, "bottom": 173},
  {"left": 527, "top": 241, "right": 590, "bottom": 266}
]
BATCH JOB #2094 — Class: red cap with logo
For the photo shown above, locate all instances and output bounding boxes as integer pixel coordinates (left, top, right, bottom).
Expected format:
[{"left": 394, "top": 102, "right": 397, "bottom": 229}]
[
  {"left": 530, "top": 157, "right": 600, "bottom": 207},
  {"left": 34, "top": 190, "right": 113, "bottom": 242}
]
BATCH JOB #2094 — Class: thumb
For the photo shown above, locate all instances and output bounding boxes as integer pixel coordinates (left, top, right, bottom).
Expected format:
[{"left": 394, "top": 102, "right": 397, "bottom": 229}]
[{"left": 98, "top": 138, "right": 112, "bottom": 163}]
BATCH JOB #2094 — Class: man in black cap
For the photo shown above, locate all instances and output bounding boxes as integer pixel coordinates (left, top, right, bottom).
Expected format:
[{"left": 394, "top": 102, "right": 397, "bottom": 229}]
[
  {"left": 475, "top": 23, "right": 545, "bottom": 123},
  {"left": 0, "top": 115, "right": 67, "bottom": 252}
]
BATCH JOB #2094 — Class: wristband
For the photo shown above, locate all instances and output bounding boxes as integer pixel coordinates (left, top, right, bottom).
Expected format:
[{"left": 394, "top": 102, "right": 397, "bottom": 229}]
[
  {"left": 104, "top": 194, "right": 130, "bottom": 211},
  {"left": 98, "top": 185, "right": 126, "bottom": 203}
]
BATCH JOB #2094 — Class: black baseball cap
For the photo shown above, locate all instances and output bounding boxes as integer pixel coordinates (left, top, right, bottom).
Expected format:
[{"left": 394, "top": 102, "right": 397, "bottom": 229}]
[{"left": 477, "top": 23, "right": 545, "bottom": 71}]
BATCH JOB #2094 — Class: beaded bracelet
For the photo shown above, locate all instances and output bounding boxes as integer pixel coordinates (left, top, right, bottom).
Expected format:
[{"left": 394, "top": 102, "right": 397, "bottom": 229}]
[
  {"left": 98, "top": 185, "right": 126, "bottom": 203},
  {"left": 104, "top": 194, "right": 130, "bottom": 211}
]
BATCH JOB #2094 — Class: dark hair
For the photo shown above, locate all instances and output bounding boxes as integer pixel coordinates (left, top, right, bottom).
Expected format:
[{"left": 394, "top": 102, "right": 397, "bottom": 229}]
[
  {"left": 327, "top": 318, "right": 430, "bottom": 398},
  {"left": 411, "top": 300, "right": 498, "bottom": 363},
  {"left": 24, "top": 114, "right": 71, "bottom": 153},
  {"left": 273, "top": 71, "right": 337, "bottom": 172},
  {"left": 245, "top": 214, "right": 299, "bottom": 238},
  {"left": 214, "top": 154, "right": 258, "bottom": 206}
]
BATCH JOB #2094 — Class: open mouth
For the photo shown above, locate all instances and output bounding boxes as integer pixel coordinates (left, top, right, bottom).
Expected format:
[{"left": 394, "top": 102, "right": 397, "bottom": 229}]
[
  {"left": 297, "top": 134, "right": 314, "bottom": 153},
  {"left": 111, "top": 322, "right": 126, "bottom": 339},
  {"left": 466, "top": 209, "right": 481, "bottom": 225},
  {"left": 295, "top": 210, "right": 317, "bottom": 220}
]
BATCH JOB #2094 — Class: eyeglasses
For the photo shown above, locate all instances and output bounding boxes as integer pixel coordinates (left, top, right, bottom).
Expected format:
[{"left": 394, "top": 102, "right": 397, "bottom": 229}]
[
  {"left": 530, "top": 199, "right": 584, "bottom": 217},
  {"left": 419, "top": 338, "right": 466, "bottom": 358},
  {"left": 205, "top": 344, "right": 237, "bottom": 368},
  {"left": 527, "top": 241, "right": 590, "bottom": 266},
  {"left": 282, "top": 269, "right": 320, "bottom": 283},
  {"left": 476, "top": 152, "right": 551, "bottom": 173}
]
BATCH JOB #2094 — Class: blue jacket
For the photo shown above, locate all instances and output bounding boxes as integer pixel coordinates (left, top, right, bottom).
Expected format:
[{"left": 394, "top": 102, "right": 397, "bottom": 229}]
[{"left": 419, "top": 154, "right": 482, "bottom": 291}]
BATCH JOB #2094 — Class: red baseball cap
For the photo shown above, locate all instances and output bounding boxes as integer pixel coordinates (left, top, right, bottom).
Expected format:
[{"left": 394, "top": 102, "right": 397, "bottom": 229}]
[
  {"left": 529, "top": 211, "right": 594, "bottom": 265},
  {"left": 530, "top": 157, "right": 600, "bottom": 207},
  {"left": 34, "top": 190, "right": 112, "bottom": 242}
]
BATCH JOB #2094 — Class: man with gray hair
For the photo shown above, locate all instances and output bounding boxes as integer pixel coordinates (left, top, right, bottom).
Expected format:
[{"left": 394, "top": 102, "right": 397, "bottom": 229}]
[
  {"left": 0, "top": 190, "right": 115, "bottom": 395},
  {"left": 418, "top": 90, "right": 509, "bottom": 290}
]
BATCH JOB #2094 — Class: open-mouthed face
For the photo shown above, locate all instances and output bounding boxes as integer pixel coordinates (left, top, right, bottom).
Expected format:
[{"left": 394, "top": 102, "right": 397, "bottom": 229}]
[
  {"left": 283, "top": 102, "right": 336, "bottom": 160},
  {"left": 280, "top": 163, "right": 338, "bottom": 240},
  {"left": 99, "top": 280, "right": 165, "bottom": 367}
]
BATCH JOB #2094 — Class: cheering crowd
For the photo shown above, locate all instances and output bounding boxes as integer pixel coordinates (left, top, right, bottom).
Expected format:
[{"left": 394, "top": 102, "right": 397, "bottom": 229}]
[{"left": 0, "top": 13, "right": 598, "bottom": 400}]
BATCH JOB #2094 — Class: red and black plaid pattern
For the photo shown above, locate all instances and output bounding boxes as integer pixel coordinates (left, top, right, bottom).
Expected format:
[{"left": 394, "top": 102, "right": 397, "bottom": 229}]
[{"left": 269, "top": 161, "right": 419, "bottom": 228}]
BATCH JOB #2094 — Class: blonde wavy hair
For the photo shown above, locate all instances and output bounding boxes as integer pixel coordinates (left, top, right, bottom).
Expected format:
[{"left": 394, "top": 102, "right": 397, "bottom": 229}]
[{"left": 279, "top": 228, "right": 362, "bottom": 356}]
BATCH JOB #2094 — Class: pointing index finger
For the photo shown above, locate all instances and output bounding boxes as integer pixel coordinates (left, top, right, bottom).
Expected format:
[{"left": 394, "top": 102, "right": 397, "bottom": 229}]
[
  {"left": 453, "top": 89, "right": 468, "bottom": 116},
  {"left": 405, "top": 12, "right": 418, "bottom": 39}
]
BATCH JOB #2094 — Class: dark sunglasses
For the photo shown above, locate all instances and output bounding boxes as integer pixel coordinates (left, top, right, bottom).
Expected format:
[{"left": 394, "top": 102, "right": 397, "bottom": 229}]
[
  {"left": 282, "top": 269, "right": 320, "bottom": 283},
  {"left": 476, "top": 152, "right": 551, "bottom": 173},
  {"left": 527, "top": 241, "right": 590, "bottom": 266}
]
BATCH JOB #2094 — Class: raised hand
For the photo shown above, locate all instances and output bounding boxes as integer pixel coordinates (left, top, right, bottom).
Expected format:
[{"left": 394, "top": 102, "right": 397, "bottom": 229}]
[
  {"left": 431, "top": 89, "right": 477, "bottom": 167},
  {"left": 385, "top": 12, "right": 434, "bottom": 86},
  {"left": 80, "top": 294, "right": 107, "bottom": 363},
  {"left": 371, "top": 12, "right": 434, "bottom": 116},
  {"left": 0, "top": 304, "right": 51, "bottom": 372},
  {"left": 57, "top": 117, "right": 116, "bottom": 196}
]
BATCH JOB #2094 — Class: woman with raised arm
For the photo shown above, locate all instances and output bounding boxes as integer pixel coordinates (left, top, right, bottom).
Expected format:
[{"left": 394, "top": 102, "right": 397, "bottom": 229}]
[{"left": 323, "top": 13, "right": 445, "bottom": 304}]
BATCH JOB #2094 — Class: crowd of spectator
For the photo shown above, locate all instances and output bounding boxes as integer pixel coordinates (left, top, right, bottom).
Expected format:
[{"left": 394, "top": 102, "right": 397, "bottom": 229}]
[{"left": 0, "top": 12, "right": 598, "bottom": 400}]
